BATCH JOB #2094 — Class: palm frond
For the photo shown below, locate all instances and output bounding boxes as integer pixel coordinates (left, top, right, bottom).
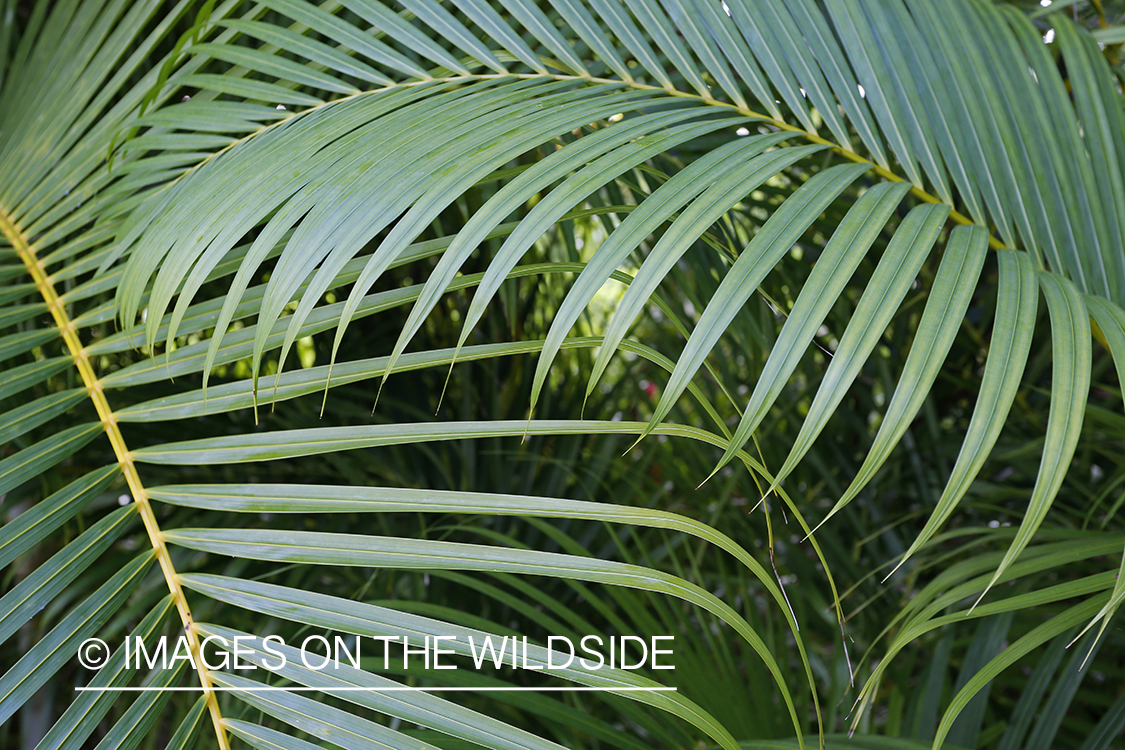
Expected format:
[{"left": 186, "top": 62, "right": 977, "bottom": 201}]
[{"left": 3, "top": 1, "right": 1125, "bottom": 749}]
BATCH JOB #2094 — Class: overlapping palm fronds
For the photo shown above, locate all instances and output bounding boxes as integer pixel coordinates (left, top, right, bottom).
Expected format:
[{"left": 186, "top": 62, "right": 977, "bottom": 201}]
[{"left": 3, "top": 1, "right": 1124, "bottom": 749}]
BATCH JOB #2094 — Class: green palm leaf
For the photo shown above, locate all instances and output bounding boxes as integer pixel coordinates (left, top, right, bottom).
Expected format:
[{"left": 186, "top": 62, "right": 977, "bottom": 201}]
[{"left": 3, "top": 1, "right": 1124, "bottom": 749}]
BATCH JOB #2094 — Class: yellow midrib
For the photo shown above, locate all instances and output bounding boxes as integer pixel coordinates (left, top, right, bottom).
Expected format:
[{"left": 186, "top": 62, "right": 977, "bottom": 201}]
[{"left": 0, "top": 208, "right": 230, "bottom": 750}]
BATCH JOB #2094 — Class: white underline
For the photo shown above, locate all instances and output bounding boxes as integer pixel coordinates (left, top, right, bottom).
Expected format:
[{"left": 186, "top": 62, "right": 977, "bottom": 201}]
[{"left": 76, "top": 686, "right": 677, "bottom": 692}]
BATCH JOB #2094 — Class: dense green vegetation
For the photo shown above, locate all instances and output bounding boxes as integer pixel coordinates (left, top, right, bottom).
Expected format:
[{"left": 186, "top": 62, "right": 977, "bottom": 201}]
[{"left": 2, "top": 1, "right": 1124, "bottom": 749}]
